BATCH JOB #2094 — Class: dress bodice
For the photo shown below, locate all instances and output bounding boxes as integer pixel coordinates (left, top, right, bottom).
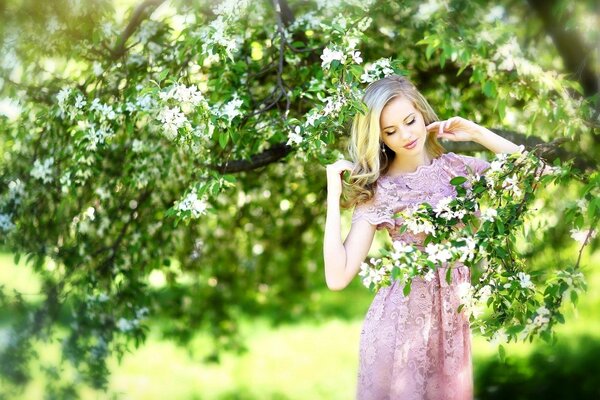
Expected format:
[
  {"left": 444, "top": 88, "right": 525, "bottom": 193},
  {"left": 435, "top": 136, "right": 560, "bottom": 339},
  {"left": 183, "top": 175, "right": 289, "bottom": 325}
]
[{"left": 351, "top": 152, "right": 491, "bottom": 246}]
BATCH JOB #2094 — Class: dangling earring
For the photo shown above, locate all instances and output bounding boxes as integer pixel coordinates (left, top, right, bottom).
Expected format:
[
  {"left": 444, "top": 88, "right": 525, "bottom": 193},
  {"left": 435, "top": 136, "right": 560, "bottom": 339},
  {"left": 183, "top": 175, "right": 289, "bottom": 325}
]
[{"left": 380, "top": 142, "right": 387, "bottom": 160}]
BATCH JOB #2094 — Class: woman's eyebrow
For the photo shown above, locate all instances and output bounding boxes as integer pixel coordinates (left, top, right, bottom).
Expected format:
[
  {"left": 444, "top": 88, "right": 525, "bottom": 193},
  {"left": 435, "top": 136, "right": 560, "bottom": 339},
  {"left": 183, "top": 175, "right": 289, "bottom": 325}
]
[{"left": 382, "top": 112, "right": 415, "bottom": 130}]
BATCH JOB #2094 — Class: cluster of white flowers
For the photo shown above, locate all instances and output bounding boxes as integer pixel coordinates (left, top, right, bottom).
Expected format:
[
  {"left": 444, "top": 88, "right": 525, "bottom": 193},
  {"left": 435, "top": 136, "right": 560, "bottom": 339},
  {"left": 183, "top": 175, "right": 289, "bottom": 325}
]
[
  {"left": 85, "top": 124, "right": 115, "bottom": 151},
  {"left": 432, "top": 196, "right": 468, "bottom": 220},
  {"left": 137, "top": 20, "right": 160, "bottom": 43},
  {"left": 403, "top": 214, "right": 436, "bottom": 236},
  {"left": 124, "top": 94, "right": 156, "bottom": 113},
  {"left": 456, "top": 281, "right": 480, "bottom": 318},
  {"left": 424, "top": 243, "right": 453, "bottom": 264},
  {"left": 7, "top": 178, "right": 25, "bottom": 203},
  {"left": 89, "top": 98, "right": 117, "bottom": 121},
  {"left": 288, "top": 11, "right": 322, "bottom": 31},
  {"left": 215, "top": 93, "right": 244, "bottom": 124},
  {"left": 480, "top": 207, "right": 498, "bottom": 222},
  {"left": 195, "top": 0, "right": 251, "bottom": 61},
  {"left": 517, "top": 271, "right": 535, "bottom": 290},
  {"left": 490, "top": 327, "right": 508, "bottom": 345},
  {"left": 457, "top": 235, "right": 478, "bottom": 263},
  {"left": 0, "top": 213, "right": 15, "bottom": 232},
  {"left": 159, "top": 83, "right": 206, "bottom": 108},
  {"left": 414, "top": 0, "right": 446, "bottom": 22},
  {"left": 492, "top": 37, "right": 522, "bottom": 72},
  {"left": 359, "top": 257, "right": 389, "bottom": 287},
  {"left": 116, "top": 306, "right": 149, "bottom": 333},
  {"left": 320, "top": 47, "right": 346, "bottom": 69},
  {"left": 213, "top": 0, "right": 251, "bottom": 18},
  {"left": 360, "top": 58, "right": 395, "bottom": 83},
  {"left": 502, "top": 174, "right": 522, "bottom": 198},
  {"left": 30, "top": 157, "right": 54, "bottom": 183},
  {"left": 86, "top": 292, "right": 110, "bottom": 303},
  {"left": 158, "top": 106, "right": 189, "bottom": 140},
  {"left": 517, "top": 305, "right": 552, "bottom": 340},
  {"left": 176, "top": 190, "right": 209, "bottom": 219},
  {"left": 56, "top": 87, "right": 72, "bottom": 109},
  {"left": 287, "top": 125, "right": 303, "bottom": 146},
  {"left": 569, "top": 228, "right": 597, "bottom": 245}
]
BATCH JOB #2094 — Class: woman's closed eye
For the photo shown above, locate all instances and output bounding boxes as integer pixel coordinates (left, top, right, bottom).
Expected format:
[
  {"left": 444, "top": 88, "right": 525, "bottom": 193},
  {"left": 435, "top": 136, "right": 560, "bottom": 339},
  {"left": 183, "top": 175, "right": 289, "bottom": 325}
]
[{"left": 385, "top": 119, "right": 415, "bottom": 135}]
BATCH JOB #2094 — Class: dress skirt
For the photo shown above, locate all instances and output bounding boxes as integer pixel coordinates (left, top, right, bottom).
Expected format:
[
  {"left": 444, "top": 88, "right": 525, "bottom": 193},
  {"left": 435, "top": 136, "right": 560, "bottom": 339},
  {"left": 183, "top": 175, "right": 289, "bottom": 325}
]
[{"left": 356, "top": 263, "right": 473, "bottom": 400}]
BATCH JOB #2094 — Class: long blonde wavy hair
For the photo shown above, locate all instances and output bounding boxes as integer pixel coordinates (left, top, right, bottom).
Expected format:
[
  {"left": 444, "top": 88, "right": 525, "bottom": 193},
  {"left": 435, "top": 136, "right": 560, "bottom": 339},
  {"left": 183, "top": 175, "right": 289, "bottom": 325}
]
[{"left": 341, "top": 75, "right": 446, "bottom": 209}]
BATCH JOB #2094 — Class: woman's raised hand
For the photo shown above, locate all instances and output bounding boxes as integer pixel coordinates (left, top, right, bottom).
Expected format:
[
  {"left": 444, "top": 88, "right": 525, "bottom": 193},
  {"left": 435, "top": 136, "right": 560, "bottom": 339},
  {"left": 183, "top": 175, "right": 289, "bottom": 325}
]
[
  {"left": 326, "top": 159, "right": 355, "bottom": 198},
  {"left": 426, "top": 116, "right": 483, "bottom": 142}
]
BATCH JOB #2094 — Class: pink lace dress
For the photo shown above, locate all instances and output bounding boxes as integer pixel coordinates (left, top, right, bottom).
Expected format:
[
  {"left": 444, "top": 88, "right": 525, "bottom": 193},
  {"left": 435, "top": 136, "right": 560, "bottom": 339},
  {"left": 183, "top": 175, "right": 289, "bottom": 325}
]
[{"left": 352, "top": 152, "right": 491, "bottom": 400}]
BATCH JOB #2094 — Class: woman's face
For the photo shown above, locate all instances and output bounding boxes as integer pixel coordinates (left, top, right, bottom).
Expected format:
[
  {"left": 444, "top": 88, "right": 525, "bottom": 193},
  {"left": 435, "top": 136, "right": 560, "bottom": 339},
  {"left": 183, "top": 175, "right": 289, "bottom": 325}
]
[{"left": 379, "top": 96, "right": 427, "bottom": 156}]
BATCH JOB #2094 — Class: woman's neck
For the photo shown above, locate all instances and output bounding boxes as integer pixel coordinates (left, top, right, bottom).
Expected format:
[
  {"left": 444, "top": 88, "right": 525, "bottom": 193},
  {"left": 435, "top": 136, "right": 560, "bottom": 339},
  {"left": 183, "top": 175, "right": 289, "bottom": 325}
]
[{"left": 387, "top": 152, "right": 432, "bottom": 174}]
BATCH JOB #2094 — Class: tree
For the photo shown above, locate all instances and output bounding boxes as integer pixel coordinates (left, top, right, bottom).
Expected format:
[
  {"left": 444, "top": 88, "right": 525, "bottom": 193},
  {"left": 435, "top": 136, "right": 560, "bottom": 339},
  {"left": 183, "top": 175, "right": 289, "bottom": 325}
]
[{"left": 0, "top": 0, "right": 598, "bottom": 396}]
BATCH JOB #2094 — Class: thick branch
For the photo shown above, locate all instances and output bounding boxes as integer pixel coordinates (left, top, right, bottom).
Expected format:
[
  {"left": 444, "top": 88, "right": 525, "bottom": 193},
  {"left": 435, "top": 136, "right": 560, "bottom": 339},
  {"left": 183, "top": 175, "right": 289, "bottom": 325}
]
[
  {"left": 442, "top": 128, "right": 596, "bottom": 172},
  {"left": 209, "top": 128, "right": 596, "bottom": 174},
  {"left": 209, "top": 143, "right": 293, "bottom": 173},
  {"left": 111, "top": 0, "right": 166, "bottom": 60}
]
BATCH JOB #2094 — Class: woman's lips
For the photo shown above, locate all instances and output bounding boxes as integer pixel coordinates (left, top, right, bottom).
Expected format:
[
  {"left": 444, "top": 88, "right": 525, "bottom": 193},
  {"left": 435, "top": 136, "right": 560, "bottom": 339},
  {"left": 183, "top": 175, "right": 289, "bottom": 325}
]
[{"left": 404, "top": 138, "right": 417, "bottom": 149}]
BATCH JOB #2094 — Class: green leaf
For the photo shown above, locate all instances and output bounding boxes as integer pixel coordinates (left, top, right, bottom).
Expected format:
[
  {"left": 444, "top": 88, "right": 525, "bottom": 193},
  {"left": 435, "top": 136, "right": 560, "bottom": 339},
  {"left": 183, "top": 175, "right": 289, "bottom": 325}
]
[
  {"left": 426, "top": 44, "right": 435, "bottom": 60},
  {"left": 496, "top": 219, "right": 505, "bottom": 235},
  {"left": 570, "top": 290, "right": 578, "bottom": 305},
  {"left": 219, "top": 131, "right": 229, "bottom": 149},
  {"left": 498, "top": 344, "right": 506, "bottom": 362},
  {"left": 450, "top": 176, "right": 467, "bottom": 186},
  {"left": 403, "top": 280, "right": 412, "bottom": 296},
  {"left": 158, "top": 69, "right": 169, "bottom": 83},
  {"left": 483, "top": 80, "right": 497, "bottom": 98}
]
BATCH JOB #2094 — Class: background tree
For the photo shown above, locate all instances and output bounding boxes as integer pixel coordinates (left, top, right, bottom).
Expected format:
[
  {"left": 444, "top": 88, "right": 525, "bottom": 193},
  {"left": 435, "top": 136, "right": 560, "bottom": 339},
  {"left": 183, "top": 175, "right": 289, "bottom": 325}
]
[{"left": 0, "top": 0, "right": 598, "bottom": 396}]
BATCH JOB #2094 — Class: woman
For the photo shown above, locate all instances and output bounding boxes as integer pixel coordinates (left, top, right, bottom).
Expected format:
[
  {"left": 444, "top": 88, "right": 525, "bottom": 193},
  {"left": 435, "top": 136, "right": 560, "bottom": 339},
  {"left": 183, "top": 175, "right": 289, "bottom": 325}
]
[{"left": 323, "top": 75, "right": 520, "bottom": 399}]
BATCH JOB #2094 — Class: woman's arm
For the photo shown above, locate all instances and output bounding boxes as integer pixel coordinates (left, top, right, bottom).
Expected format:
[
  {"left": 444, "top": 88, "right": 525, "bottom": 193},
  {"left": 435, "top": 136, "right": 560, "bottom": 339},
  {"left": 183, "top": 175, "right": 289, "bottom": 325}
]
[
  {"left": 471, "top": 126, "right": 521, "bottom": 154},
  {"left": 324, "top": 160, "right": 377, "bottom": 291},
  {"left": 427, "top": 116, "right": 522, "bottom": 154}
]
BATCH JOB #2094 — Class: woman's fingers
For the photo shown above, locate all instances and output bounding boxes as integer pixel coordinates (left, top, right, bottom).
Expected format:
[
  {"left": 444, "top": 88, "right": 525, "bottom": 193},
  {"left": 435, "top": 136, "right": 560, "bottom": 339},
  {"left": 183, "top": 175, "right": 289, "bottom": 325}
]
[{"left": 438, "top": 121, "right": 445, "bottom": 137}]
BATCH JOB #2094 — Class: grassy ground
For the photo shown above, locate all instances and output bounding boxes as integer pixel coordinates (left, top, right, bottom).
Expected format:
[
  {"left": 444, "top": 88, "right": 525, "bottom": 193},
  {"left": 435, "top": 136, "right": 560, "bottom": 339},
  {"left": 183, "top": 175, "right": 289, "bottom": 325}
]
[{"left": 1, "top": 248, "right": 598, "bottom": 399}]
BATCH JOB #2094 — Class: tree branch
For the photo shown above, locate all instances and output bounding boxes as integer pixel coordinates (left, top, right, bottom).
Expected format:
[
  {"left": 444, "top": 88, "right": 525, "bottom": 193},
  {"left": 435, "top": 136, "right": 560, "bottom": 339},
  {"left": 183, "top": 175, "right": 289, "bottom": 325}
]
[
  {"left": 207, "top": 128, "right": 596, "bottom": 174},
  {"left": 111, "top": 0, "right": 166, "bottom": 60}
]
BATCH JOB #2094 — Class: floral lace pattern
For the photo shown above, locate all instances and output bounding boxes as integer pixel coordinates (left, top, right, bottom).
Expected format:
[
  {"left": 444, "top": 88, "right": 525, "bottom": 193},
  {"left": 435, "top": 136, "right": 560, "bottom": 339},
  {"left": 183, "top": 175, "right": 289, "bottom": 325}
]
[{"left": 352, "top": 152, "right": 490, "bottom": 400}]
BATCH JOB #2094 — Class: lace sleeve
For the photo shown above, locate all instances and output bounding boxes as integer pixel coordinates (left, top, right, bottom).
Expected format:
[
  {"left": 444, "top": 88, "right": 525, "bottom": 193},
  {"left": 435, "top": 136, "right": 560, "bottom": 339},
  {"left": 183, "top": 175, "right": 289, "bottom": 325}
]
[
  {"left": 445, "top": 151, "right": 491, "bottom": 176},
  {"left": 351, "top": 187, "right": 395, "bottom": 231}
]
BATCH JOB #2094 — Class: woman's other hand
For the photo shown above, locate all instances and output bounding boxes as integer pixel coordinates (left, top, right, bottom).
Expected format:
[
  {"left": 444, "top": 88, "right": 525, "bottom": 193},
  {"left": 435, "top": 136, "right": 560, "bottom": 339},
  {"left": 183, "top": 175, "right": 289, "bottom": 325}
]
[{"left": 325, "top": 159, "right": 355, "bottom": 198}]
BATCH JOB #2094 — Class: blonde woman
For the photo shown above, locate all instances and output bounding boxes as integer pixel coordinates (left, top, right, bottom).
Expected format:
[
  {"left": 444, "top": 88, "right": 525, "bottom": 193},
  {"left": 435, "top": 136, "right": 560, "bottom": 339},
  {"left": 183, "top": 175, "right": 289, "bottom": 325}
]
[{"left": 323, "top": 75, "right": 520, "bottom": 400}]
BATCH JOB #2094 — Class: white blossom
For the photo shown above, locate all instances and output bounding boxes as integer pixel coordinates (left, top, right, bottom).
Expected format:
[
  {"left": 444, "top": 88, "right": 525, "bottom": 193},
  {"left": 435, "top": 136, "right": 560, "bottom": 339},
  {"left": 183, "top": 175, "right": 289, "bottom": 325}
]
[
  {"left": 0, "top": 213, "right": 15, "bottom": 232},
  {"left": 56, "top": 88, "right": 71, "bottom": 108},
  {"left": 160, "top": 83, "right": 206, "bottom": 107},
  {"left": 570, "top": 228, "right": 596, "bottom": 245},
  {"left": 517, "top": 272, "right": 534, "bottom": 290},
  {"left": 30, "top": 157, "right": 54, "bottom": 183},
  {"left": 320, "top": 47, "right": 346, "bottom": 69},
  {"left": 8, "top": 179, "right": 25, "bottom": 201},
  {"left": 350, "top": 50, "right": 363, "bottom": 64},
  {"left": 502, "top": 174, "right": 522, "bottom": 197},
  {"left": 73, "top": 94, "right": 86, "bottom": 109},
  {"left": 481, "top": 208, "right": 497, "bottom": 222},
  {"left": 423, "top": 269, "right": 435, "bottom": 282},
  {"left": 217, "top": 94, "right": 244, "bottom": 123},
  {"left": 158, "top": 106, "right": 188, "bottom": 139},
  {"left": 177, "top": 191, "right": 209, "bottom": 218},
  {"left": 415, "top": 0, "right": 444, "bottom": 21},
  {"left": 360, "top": 58, "right": 394, "bottom": 83},
  {"left": 116, "top": 318, "right": 135, "bottom": 332},
  {"left": 286, "top": 126, "right": 303, "bottom": 146}
]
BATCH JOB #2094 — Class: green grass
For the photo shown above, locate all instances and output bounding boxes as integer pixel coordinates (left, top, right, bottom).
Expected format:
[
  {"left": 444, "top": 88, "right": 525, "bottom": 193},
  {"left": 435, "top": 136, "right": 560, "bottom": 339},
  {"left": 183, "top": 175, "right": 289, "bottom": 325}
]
[{"left": 1, "top": 248, "right": 599, "bottom": 399}]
